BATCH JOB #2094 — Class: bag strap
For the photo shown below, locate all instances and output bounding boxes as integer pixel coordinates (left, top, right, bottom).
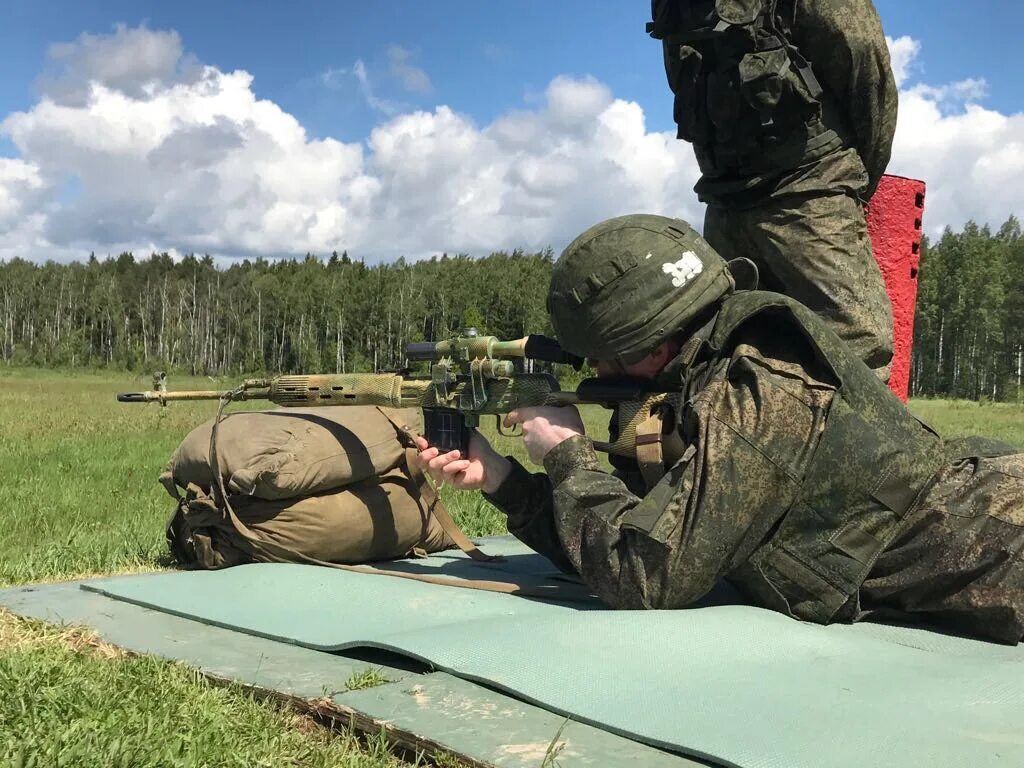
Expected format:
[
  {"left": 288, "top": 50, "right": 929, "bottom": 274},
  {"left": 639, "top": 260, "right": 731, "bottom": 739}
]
[
  {"left": 402, "top": 445, "right": 500, "bottom": 562},
  {"left": 376, "top": 407, "right": 498, "bottom": 562}
]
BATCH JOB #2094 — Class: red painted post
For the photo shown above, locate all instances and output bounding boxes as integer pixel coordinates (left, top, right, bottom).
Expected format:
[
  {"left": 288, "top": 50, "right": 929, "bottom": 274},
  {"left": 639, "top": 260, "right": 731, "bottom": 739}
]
[{"left": 865, "top": 175, "right": 926, "bottom": 402}]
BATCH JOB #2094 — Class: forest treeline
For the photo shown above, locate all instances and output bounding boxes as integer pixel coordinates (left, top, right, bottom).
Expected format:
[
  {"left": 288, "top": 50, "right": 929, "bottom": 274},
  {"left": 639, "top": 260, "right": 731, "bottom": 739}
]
[
  {"left": 911, "top": 216, "right": 1024, "bottom": 401},
  {"left": 1, "top": 216, "right": 1022, "bottom": 401},
  {"left": 0, "top": 248, "right": 556, "bottom": 377}
]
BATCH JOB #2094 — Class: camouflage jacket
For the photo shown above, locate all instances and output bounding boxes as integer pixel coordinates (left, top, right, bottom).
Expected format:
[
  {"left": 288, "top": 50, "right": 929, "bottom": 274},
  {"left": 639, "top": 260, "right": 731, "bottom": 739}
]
[
  {"left": 487, "top": 292, "right": 1024, "bottom": 643},
  {"left": 487, "top": 301, "right": 840, "bottom": 610}
]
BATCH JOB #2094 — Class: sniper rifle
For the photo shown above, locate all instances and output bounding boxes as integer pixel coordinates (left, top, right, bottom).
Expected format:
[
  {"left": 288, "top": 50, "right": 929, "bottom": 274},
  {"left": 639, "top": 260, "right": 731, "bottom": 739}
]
[{"left": 117, "top": 331, "right": 674, "bottom": 459}]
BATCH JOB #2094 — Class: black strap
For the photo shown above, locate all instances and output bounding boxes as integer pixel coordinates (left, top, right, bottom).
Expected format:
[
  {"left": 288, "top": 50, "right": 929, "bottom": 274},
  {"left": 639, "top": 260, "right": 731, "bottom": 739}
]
[{"left": 764, "top": 0, "right": 823, "bottom": 98}]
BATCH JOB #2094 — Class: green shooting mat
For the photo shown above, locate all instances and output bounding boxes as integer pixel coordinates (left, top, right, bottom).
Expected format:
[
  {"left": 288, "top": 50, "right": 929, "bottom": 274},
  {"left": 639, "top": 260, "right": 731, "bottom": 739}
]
[{"left": 83, "top": 537, "right": 1024, "bottom": 768}]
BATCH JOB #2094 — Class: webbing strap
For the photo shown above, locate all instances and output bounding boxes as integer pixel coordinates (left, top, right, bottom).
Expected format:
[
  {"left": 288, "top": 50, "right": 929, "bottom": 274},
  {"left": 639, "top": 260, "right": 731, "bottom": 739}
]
[
  {"left": 402, "top": 445, "right": 500, "bottom": 563},
  {"left": 375, "top": 405, "right": 497, "bottom": 562},
  {"left": 764, "top": 0, "right": 823, "bottom": 98},
  {"left": 635, "top": 409, "right": 667, "bottom": 492}
]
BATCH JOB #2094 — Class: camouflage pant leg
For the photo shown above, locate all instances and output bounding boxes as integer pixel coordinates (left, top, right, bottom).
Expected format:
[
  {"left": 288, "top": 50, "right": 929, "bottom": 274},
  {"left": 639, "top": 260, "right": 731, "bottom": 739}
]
[
  {"left": 862, "top": 452, "right": 1024, "bottom": 644},
  {"left": 704, "top": 192, "right": 894, "bottom": 380}
]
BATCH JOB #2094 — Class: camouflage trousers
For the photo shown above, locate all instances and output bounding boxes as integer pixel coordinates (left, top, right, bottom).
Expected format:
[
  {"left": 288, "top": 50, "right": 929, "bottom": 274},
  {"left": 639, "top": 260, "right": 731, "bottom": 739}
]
[
  {"left": 704, "top": 190, "right": 894, "bottom": 380},
  {"left": 861, "top": 450, "right": 1024, "bottom": 644}
]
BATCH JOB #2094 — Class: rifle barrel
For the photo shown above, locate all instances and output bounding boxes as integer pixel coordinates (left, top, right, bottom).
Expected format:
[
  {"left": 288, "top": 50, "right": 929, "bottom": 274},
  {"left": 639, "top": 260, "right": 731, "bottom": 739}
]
[{"left": 116, "top": 389, "right": 244, "bottom": 403}]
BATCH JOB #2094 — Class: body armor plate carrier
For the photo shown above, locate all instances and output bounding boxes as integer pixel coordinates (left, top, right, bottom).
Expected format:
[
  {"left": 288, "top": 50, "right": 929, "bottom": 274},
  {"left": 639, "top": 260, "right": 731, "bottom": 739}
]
[{"left": 647, "top": 0, "right": 844, "bottom": 177}]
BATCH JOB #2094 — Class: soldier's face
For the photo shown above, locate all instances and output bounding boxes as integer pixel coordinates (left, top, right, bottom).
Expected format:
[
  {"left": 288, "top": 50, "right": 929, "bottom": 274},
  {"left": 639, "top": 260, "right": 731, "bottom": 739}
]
[{"left": 590, "top": 341, "right": 676, "bottom": 379}]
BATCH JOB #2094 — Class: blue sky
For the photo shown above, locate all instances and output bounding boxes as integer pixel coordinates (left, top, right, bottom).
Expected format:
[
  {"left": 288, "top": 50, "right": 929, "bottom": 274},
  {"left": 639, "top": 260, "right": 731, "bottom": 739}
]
[
  {"left": 0, "top": 2, "right": 1022, "bottom": 262},
  {"left": 3, "top": 1, "right": 1021, "bottom": 142}
]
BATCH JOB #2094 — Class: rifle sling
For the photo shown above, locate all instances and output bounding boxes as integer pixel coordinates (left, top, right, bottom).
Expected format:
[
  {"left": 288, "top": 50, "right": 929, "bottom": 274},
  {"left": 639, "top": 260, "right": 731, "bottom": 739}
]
[{"left": 374, "top": 406, "right": 499, "bottom": 563}]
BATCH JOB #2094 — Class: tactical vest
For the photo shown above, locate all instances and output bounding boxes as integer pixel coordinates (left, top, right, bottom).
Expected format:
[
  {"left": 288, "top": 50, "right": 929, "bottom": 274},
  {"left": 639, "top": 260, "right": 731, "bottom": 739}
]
[
  {"left": 647, "top": 0, "right": 845, "bottom": 177},
  {"left": 696, "top": 292, "right": 946, "bottom": 623}
]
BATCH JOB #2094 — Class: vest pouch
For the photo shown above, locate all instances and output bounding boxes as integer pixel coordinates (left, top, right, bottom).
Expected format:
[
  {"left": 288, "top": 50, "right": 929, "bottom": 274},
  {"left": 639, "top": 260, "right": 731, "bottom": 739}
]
[
  {"left": 667, "top": 45, "right": 712, "bottom": 143},
  {"left": 650, "top": 0, "right": 722, "bottom": 41},
  {"left": 705, "top": 69, "right": 743, "bottom": 143},
  {"left": 713, "top": 0, "right": 763, "bottom": 27},
  {"left": 737, "top": 49, "right": 788, "bottom": 128}
]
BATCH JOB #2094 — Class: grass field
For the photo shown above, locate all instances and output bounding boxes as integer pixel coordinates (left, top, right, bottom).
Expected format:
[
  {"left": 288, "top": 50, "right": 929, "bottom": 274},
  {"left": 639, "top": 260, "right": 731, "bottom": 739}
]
[{"left": 1, "top": 366, "right": 1023, "bottom": 764}]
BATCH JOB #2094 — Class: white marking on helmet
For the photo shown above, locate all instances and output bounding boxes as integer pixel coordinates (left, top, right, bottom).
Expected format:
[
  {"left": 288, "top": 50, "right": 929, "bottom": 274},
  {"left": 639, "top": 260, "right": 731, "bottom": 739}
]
[
  {"left": 662, "top": 251, "right": 703, "bottom": 288},
  {"left": 644, "top": 252, "right": 653, "bottom": 259}
]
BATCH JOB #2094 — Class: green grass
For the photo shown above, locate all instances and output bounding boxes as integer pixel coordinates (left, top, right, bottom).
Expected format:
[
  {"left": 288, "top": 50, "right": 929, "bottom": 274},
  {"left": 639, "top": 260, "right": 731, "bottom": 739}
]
[
  {"left": 0, "top": 368, "right": 422, "bottom": 766},
  {"left": 0, "top": 368, "right": 265, "bottom": 586},
  {"left": 1, "top": 365, "right": 1022, "bottom": 765},
  {"left": 907, "top": 398, "right": 1024, "bottom": 448},
  {"left": 344, "top": 667, "right": 392, "bottom": 692},
  {"left": 0, "top": 610, "right": 410, "bottom": 768}
]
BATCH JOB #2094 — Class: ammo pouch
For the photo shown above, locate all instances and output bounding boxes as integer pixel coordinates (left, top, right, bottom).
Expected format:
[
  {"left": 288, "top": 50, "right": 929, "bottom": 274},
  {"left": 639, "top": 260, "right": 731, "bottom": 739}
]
[{"left": 649, "top": 0, "right": 840, "bottom": 174}]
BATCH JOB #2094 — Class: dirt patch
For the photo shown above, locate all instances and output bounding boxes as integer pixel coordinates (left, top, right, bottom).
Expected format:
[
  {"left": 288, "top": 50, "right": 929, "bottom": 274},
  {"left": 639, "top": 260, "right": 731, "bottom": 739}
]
[{"left": 0, "top": 607, "right": 127, "bottom": 659}]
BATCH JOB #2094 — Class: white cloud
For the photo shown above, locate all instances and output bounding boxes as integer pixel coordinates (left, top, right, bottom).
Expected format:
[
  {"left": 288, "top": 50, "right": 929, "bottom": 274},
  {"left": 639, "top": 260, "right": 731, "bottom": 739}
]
[
  {"left": 40, "top": 24, "right": 201, "bottom": 107},
  {"left": 885, "top": 36, "right": 1023, "bottom": 237},
  {"left": 0, "top": 26, "right": 699, "bottom": 263},
  {"left": 3, "top": 39, "right": 377, "bottom": 261},
  {"left": 320, "top": 46, "right": 430, "bottom": 116},
  {"left": 387, "top": 45, "right": 432, "bottom": 94},
  {"left": 886, "top": 36, "right": 920, "bottom": 89},
  {"left": 0, "top": 159, "right": 44, "bottom": 227},
  {"left": 322, "top": 60, "right": 402, "bottom": 116},
  {"left": 909, "top": 78, "right": 988, "bottom": 107},
  {"left": 0, "top": 26, "right": 1019, "bottom": 264}
]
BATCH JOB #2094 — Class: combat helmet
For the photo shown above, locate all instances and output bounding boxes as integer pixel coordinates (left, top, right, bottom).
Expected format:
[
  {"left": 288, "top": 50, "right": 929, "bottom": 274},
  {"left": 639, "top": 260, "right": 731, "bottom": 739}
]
[{"left": 547, "top": 214, "right": 734, "bottom": 363}]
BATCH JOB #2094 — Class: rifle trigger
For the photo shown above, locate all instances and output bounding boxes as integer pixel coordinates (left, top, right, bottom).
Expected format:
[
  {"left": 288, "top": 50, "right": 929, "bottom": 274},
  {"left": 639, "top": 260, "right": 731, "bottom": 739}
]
[{"left": 495, "top": 414, "right": 522, "bottom": 438}]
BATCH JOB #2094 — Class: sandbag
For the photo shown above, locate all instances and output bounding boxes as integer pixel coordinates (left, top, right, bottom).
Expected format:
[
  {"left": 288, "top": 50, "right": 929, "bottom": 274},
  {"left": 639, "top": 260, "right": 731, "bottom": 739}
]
[
  {"left": 164, "top": 406, "right": 421, "bottom": 500},
  {"left": 166, "top": 469, "right": 455, "bottom": 570}
]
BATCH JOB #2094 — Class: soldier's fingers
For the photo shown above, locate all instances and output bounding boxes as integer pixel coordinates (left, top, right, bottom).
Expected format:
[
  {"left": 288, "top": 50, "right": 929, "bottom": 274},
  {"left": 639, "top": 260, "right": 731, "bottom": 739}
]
[
  {"left": 418, "top": 446, "right": 439, "bottom": 463},
  {"left": 504, "top": 410, "right": 520, "bottom": 428},
  {"left": 413, "top": 436, "right": 429, "bottom": 451},
  {"left": 427, "top": 450, "right": 460, "bottom": 471},
  {"left": 442, "top": 459, "right": 472, "bottom": 476}
]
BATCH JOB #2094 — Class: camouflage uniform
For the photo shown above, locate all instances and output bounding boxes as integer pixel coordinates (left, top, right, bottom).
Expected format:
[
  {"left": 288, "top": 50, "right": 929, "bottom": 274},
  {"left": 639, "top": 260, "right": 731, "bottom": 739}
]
[
  {"left": 650, "top": 0, "right": 898, "bottom": 376},
  {"left": 487, "top": 292, "right": 1024, "bottom": 644}
]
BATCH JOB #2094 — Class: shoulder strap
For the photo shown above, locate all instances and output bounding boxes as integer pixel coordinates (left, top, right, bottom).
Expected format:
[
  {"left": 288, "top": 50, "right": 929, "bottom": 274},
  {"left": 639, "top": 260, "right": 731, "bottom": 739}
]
[
  {"left": 762, "top": 0, "right": 823, "bottom": 97},
  {"left": 635, "top": 409, "right": 667, "bottom": 492}
]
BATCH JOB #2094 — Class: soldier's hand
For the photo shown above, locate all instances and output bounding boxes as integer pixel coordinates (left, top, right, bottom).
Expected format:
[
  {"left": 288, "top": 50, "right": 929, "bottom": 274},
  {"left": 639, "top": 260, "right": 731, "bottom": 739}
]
[
  {"left": 504, "top": 406, "right": 585, "bottom": 466},
  {"left": 414, "top": 431, "right": 511, "bottom": 493}
]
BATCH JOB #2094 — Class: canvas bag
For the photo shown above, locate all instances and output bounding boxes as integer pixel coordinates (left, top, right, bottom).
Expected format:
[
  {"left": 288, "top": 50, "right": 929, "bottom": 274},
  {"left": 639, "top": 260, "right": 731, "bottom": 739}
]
[
  {"left": 165, "top": 469, "right": 455, "bottom": 569},
  {"left": 162, "top": 405, "right": 491, "bottom": 570},
  {"left": 163, "top": 406, "right": 421, "bottom": 500}
]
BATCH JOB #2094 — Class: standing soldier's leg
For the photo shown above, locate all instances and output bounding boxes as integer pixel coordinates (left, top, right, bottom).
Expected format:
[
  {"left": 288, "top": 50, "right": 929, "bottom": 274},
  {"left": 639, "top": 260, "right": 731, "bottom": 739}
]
[{"left": 704, "top": 192, "right": 894, "bottom": 380}]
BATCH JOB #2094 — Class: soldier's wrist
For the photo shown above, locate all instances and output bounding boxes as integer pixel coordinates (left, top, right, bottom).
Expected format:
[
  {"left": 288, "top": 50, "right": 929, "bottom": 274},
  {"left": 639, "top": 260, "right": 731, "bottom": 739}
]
[
  {"left": 481, "top": 454, "right": 513, "bottom": 494},
  {"left": 542, "top": 434, "right": 601, "bottom": 487}
]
